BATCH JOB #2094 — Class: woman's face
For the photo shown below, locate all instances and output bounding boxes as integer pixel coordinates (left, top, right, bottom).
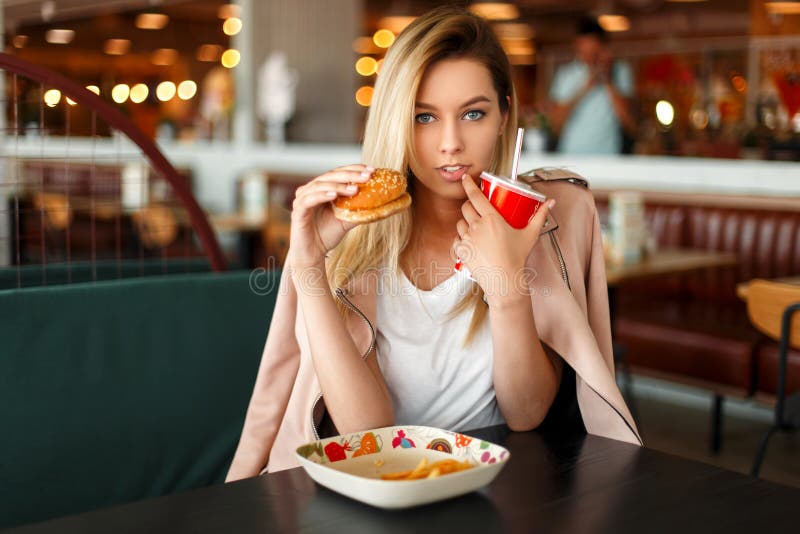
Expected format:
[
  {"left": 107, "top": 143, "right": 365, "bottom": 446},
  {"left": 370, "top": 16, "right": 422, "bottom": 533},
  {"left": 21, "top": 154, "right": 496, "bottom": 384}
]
[{"left": 410, "top": 58, "right": 508, "bottom": 202}]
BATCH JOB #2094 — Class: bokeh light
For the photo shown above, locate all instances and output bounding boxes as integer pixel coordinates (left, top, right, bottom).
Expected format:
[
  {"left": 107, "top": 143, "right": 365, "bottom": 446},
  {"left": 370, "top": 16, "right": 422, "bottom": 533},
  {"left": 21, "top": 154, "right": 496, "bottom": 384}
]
[
  {"left": 221, "top": 49, "right": 240, "bottom": 68},
  {"left": 355, "top": 86, "right": 374, "bottom": 107},
  {"left": 111, "top": 84, "right": 130, "bottom": 104},
  {"left": 656, "top": 100, "right": 675, "bottom": 127}
]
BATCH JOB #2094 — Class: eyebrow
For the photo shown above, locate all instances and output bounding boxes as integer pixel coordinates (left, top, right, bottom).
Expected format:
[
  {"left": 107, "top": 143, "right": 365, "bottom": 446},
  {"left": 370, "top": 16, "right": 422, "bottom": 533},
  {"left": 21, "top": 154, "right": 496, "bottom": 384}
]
[{"left": 414, "top": 95, "right": 492, "bottom": 110}]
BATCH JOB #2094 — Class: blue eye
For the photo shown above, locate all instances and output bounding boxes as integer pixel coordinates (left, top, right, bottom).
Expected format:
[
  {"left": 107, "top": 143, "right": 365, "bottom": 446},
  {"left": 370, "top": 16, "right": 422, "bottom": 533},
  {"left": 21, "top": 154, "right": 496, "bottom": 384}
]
[
  {"left": 415, "top": 113, "right": 435, "bottom": 124},
  {"left": 463, "top": 109, "right": 485, "bottom": 121}
]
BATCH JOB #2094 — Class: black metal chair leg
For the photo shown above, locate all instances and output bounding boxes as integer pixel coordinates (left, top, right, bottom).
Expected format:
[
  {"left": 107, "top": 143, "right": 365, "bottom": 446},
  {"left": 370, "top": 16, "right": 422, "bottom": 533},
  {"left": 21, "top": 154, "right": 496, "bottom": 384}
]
[
  {"left": 751, "top": 426, "right": 778, "bottom": 477},
  {"left": 711, "top": 394, "right": 723, "bottom": 454}
]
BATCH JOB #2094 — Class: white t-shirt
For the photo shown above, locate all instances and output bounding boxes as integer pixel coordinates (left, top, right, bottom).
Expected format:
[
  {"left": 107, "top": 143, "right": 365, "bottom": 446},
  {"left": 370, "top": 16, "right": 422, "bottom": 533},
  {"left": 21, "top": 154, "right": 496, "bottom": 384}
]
[
  {"left": 550, "top": 59, "right": 634, "bottom": 154},
  {"left": 375, "top": 268, "right": 505, "bottom": 431}
]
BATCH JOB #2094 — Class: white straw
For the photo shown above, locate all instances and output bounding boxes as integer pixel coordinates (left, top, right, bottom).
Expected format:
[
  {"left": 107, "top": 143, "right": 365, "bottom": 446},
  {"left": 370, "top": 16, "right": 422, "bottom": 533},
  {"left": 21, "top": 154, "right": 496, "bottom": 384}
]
[{"left": 511, "top": 127, "right": 524, "bottom": 182}]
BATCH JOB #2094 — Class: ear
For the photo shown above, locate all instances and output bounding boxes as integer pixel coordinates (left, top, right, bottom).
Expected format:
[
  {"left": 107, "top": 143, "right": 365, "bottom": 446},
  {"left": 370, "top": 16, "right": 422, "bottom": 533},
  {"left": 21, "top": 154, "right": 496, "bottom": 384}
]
[{"left": 499, "top": 96, "right": 511, "bottom": 134}]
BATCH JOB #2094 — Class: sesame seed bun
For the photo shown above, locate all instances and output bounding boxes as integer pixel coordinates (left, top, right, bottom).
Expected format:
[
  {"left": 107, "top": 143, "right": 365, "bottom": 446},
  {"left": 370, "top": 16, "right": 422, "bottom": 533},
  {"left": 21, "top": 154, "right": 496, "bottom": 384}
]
[{"left": 332, "top": 168, "right": 411, "bottom": 223}]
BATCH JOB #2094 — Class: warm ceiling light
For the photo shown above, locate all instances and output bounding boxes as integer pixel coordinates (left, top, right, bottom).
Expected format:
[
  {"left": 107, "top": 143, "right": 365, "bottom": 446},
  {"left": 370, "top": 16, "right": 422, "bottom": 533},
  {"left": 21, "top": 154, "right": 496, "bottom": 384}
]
[
  {"left": 469, "top": 2, "right": 520, "bottom": 21},
  {"left": 152, "top": 48, "right": 178, "bottom": 66},
  {"left": 766, "top": 1, "right": 800, "bottom": 14},
  {"left": 355, "top": 56, "right": 378, "bottom": 76},
  {"left": 45, "top": 29, "right": 75, "bottom": 44},
  {"left": 493, "top": 22, "right": 534, "bottom": 39},
  {"left": 373, "top": 29, "right": 395, "bottom": 48},
  {"left": 352, "top": 36, "right": 381, "bottom": 54},
  {"left": 502, "top": 38, "right": 535, "bottom": 56},
  {"left": 104, "top": 38, "right": 131, "bottom": 55},
  {"left": 223, "top": 17, "right": 242, "bottom": 35},
  {"left": 377, "top": 16, "right": 416, "bottom": 34},
  {"left": 136, "top": 13, "right": 169, "bottom": 30},
  {"left": 656, "top": 100, "right": 675, "bottom": 126},
  {"left": 66, "top": 96, "right": 76, "bottom": 106},
  {"left": 598, "top": 14, "right": 630, "bottom": 32},
  {"left": 355, "top": 86, "right": 374, "bottom": 107},
  {"left": 177, "top": 80, "right": 197, "bottom": 100},
  {"left": 111, "top": 84, "right": 130, "bottom": 104},
  {"left": 12, "top": 35, "right": 28, "bottom": 48},
  {"left": 156, "top": 81, "right": 176, "bottom": 102},
  {"left": 197, "top": 44, "right": 223, "bottom": 62},
  {"left": 86, "top": 85, "right": 100, "bottom": 95},
  {"left": 218, "top": 4, "right": 240, "bottom": 19},
  {"left": 43, "top": 89, "right": 61, "bottom": 108},
  {"left": 130, "top": 83, "right": 149, "bottom": 104},
  {"left": 221, "top": 49, "right": 240, "bottom": 68}
]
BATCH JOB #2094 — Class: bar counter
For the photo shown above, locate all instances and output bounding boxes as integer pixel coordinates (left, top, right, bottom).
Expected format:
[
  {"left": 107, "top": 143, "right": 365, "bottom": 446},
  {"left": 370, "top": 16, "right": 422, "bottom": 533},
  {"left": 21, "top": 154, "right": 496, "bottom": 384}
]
[{"left": 5, "top": 138, "right": 800, "bottom": 214}]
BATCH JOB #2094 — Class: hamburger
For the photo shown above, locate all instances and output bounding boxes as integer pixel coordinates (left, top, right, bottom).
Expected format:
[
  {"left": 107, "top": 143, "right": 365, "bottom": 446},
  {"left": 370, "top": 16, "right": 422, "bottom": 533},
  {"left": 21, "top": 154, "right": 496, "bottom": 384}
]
[{"left": 332, "top": 168, "right": 412, "bottom": 223}]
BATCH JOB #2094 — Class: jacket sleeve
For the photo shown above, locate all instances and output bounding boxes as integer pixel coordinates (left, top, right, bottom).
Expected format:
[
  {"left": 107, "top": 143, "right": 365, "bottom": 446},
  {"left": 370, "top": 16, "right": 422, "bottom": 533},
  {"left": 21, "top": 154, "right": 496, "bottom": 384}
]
[
  {"left": 226, "top": 266, "right": 302, "bottom": 482},
  {"left": 584, "top": 201, "right": 615, "bottom": 375}
]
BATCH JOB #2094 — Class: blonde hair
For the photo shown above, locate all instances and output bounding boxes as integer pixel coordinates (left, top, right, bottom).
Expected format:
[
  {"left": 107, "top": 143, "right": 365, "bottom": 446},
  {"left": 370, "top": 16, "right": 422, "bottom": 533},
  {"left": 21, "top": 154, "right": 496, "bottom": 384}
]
[{"left": 327, "top": 5, "right": 518, "bottom": 344}]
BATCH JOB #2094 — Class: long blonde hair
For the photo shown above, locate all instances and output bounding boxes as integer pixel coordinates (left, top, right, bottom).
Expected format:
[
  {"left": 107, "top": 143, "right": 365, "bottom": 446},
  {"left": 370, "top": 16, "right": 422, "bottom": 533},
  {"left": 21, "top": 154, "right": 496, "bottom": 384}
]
[{"left": 327, "top": 5, "right": 518, "bottom": 343}]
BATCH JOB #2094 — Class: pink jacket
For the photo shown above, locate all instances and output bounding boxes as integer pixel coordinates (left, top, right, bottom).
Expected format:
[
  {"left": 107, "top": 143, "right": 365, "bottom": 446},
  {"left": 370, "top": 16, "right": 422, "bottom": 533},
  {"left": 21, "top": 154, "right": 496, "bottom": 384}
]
[{"left": 226, "top": 171, "right": 641, "bottom": 481}]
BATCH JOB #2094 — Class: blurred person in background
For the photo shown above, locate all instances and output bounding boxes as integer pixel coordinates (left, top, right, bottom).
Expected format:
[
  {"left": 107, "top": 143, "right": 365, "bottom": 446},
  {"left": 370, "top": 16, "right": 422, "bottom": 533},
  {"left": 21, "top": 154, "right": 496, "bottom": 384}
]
[{"left": 549, "top": 16, "right": 636, "bottom": 154}]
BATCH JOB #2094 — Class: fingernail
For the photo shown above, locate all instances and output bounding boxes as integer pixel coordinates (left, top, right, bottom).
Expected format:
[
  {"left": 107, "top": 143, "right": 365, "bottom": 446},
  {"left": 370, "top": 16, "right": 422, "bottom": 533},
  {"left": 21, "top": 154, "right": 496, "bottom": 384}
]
[
  {"left": 365, "top": 166, "right": 375, "bottom": 171},
  {"left": 547, "top": 199, "right": 556, "bottom": 209},
  {"left": 346, "top": 184, "right": 358, "bottom": 193},
  {"left": 360, "top": 170, "right": 372, "bottom": 178},
  {"left": 326, "top": 191, "right": 337, "bottom": 198}
]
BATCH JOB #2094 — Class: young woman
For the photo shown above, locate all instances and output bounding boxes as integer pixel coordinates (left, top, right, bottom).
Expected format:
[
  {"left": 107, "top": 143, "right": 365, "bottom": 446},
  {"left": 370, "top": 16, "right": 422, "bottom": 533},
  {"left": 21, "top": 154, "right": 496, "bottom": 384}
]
[{"left": 227, "top": 6, "right": 640, "bottom": 481}]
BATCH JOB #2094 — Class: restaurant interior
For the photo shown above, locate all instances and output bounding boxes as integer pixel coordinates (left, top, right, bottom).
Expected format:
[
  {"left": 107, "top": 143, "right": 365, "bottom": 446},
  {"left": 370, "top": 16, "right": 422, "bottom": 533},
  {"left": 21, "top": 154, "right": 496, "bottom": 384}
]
[{"left": 1, "top": 0, "right": 798, "bottom": 531}]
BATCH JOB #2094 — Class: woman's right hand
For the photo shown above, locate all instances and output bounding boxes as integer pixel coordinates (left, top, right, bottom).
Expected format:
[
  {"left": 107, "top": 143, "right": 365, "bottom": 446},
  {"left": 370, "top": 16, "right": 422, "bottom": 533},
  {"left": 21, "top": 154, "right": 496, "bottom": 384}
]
[{"left": 288, "top": 164, "right": 374, "bottom": 271}]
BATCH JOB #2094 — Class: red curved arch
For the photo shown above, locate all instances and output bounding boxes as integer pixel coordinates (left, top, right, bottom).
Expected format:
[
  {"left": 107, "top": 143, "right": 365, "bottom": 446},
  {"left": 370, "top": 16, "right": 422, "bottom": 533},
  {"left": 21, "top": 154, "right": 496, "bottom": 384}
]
[{"left": 0, "top": 52, "right": 227, "bottom": 271}]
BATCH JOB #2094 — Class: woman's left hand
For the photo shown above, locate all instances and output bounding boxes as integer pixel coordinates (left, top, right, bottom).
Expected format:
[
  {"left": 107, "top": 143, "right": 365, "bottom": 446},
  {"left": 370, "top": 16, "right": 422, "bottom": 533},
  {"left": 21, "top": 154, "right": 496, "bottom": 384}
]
[{"left": 454, "top": 174, "right": 555, "bottom": 303}]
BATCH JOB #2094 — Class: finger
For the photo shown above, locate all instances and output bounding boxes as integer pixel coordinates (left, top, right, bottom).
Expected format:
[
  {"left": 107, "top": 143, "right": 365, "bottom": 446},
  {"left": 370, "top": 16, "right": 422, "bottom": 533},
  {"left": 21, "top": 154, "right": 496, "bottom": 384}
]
[
  {"left": 524, "top": 199, "right": 555, "bottom": 236},
  {"left": 461, "top": 175, "right": 493, "bottom": 216},
  {"left": 456, "top": 219, "right": 469, "bottom": 239},
  {"left": 302, "top": 180, "right": 360, "bottom": 198},
  {"left": 333, "top": 163, "right": 373, "bottom": 173},
  {"left": 293, "top": 184, "right": 356, "bottom": 214},
  {"left": 301, "top": 190, "right": 341, "bottom": 209},
  {"left": 461, "top": 200, "right": 480, "bottom": 226},
  {"left": 315, "top": 167, "right": 374, "bottom": 184}
]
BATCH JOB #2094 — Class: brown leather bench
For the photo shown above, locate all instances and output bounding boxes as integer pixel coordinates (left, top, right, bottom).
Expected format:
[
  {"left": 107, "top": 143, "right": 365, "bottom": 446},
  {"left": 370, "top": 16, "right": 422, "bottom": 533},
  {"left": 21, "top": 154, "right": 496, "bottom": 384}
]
[{"left": 594, "top": 191, "right": 800, "bottom": 448}]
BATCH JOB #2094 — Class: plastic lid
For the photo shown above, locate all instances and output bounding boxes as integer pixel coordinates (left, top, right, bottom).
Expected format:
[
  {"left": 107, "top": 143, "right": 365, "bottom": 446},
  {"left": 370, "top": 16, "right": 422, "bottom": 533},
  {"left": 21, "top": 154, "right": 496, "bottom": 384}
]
[{"left": 480, "top": 171, "right": 547, "bottom": 202}]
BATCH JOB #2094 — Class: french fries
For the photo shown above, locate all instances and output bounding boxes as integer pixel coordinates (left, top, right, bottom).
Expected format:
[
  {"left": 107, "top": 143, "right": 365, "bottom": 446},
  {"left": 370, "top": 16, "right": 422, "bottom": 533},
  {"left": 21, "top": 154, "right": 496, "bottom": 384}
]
[{"left": 380, "top": 457, "right": 474, "bottom": 480}]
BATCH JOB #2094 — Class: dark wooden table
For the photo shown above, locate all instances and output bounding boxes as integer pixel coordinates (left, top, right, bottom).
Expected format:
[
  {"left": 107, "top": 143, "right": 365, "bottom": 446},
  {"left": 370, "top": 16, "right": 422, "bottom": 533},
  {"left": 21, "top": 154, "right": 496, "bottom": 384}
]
[
  {"left": 6, "top": 426, "right": 798, "bottom": 534},
  {"left": 606, "top": 248, "right": 738, "bottom": 288}
]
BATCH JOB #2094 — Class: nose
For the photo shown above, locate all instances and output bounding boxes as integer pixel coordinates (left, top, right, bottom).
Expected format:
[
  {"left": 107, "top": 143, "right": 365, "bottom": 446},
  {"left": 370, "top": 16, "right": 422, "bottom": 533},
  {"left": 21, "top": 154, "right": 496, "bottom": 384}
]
[{"left": 438, "top": 118, "right": 464, "bottom": 156}]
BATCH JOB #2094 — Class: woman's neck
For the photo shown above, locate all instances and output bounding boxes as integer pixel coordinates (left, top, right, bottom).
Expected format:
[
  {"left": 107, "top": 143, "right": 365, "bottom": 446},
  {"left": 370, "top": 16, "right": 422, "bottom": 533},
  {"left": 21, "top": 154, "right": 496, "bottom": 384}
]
[
  {"left": 409, "top": 183, "right": 462, "bottom": 248},
  {"left": 400, "top": 181, "right": 463, "bottom": 286},
  {"left": 411, "top": 184, "right": 464, "bottom": 241}
]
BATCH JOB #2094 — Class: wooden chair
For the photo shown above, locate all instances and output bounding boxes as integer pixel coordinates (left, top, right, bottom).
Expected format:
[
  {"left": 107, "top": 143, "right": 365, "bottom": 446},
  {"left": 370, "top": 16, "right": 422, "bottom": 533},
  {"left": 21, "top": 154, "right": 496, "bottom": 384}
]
[
  {"left": 131, "top": 205, "right": 178, "bottom": 249},
  {"left": 745, "top": 279, "right": 800, "bottom": 476},
  {"left": 31, "top": 192, "right": 73, "bottom": 260}
]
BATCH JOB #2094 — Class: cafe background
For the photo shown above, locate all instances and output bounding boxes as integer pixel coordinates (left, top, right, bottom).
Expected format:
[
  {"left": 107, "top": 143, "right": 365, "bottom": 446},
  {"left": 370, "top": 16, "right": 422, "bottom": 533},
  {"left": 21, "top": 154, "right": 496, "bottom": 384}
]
[{"left": 0, "top": 0, "right": 798, "bottom": 504}]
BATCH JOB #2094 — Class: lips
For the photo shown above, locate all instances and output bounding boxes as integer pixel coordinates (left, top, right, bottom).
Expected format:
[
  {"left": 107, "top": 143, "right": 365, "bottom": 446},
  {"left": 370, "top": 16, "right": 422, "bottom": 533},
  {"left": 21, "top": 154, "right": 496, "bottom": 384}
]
[{"left": 436, "top": 164, "right": 470, "bottom": 182}]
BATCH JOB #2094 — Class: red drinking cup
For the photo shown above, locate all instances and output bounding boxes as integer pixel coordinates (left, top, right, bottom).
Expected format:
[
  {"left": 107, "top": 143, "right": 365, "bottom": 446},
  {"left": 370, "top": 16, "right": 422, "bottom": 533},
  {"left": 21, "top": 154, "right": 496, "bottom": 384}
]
[
  {"left": 478, "top": 171, "right": 547, "bottom": 228},
  {"left": 454, "top": 171, "right": 547, "bottom": 274}
]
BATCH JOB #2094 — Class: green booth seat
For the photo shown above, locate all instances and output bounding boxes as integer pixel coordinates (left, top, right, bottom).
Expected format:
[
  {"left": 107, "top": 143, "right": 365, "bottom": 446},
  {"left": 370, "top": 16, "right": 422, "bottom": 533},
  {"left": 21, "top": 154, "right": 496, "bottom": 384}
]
[
  {"left": 0, "top": 269, "right": 279, "bottom": 528},
  {"left": 0, "top": 258, "right": 222, "bottom": 290}
]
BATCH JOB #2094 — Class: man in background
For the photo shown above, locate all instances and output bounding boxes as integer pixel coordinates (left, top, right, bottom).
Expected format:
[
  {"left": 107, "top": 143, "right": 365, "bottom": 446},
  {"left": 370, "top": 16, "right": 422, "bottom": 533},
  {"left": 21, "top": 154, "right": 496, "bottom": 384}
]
[{"left": 549, "top": 17, "right": 636, "bottom": 154}]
